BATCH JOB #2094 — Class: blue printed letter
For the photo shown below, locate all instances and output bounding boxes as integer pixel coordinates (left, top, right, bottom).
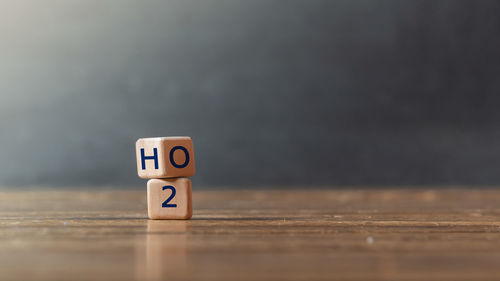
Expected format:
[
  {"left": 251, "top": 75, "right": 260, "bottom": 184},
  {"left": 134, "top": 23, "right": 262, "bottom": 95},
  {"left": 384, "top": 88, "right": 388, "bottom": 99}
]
[
  {"left": 141, "top": 148, "right": 159, "bottom": 170},
  {"left": 169, "top": 146, "right": 190, "bottom": 168}
]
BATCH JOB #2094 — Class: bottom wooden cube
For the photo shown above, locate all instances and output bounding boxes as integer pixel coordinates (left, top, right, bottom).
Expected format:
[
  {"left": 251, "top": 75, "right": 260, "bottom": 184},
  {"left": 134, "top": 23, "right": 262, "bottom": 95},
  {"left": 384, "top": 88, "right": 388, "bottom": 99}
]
[{"left": 147, "top": 178, "right": 192, "bottom": 220}]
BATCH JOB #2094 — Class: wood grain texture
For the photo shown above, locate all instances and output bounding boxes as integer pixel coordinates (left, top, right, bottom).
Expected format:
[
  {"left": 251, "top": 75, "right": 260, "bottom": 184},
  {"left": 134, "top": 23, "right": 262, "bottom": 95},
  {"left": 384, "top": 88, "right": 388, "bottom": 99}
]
[{"left": 1, "top": 188, "right": 500, "bottom": 281}]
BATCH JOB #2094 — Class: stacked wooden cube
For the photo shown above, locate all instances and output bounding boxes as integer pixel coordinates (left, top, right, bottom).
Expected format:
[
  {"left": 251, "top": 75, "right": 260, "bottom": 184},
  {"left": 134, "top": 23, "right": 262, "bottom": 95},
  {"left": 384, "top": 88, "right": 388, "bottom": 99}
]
[{"left": 135, "top": 137, "right": 195, "bottom": 219}]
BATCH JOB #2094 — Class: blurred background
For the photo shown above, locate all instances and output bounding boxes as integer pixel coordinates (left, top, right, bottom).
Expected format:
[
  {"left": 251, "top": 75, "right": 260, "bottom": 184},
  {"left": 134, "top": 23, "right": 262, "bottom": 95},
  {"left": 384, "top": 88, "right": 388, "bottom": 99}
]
[{"left": 1, "top": 0, "right": 500, "bottom": 187}]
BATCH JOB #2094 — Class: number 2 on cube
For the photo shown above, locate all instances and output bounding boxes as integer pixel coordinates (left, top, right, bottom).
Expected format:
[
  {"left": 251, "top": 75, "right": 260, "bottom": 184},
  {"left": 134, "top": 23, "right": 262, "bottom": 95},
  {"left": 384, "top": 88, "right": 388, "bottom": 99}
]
[{"left": 162, "top": 185, "right": 177, "bottom": 208}]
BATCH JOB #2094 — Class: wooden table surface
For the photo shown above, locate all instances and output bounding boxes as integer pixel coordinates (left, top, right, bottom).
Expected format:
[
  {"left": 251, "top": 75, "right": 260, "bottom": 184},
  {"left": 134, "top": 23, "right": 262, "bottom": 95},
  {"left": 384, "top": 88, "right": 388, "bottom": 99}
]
[{"left": 1, "top": 188, "right": 500, "bottom": 281}]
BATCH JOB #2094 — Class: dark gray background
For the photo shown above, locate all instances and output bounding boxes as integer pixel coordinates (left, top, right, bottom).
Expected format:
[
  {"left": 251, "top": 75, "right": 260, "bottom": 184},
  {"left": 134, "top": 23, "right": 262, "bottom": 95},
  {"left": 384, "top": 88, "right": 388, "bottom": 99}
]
[{"left": 1, "top": 0, "right": 500, "bottom": 187}]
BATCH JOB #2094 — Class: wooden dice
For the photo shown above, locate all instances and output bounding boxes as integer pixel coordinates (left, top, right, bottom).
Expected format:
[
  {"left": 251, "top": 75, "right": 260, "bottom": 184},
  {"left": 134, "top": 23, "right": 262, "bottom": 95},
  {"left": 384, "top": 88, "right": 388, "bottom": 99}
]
[
  {"left": 147, "top": 178, "right": 192, "bottom": 219},
  {"left": 136, "top": 136, "right": 195, "bottom": 220},
  {"left": 136, "top": 137, "right": 195, "bottom": 179}
]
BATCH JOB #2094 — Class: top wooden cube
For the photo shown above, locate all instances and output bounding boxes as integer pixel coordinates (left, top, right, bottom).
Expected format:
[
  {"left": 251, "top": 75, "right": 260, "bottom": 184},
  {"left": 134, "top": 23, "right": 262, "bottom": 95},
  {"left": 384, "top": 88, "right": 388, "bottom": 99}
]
[{"left": 136, "top": 136, "right": 195, "bottom": 179}]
